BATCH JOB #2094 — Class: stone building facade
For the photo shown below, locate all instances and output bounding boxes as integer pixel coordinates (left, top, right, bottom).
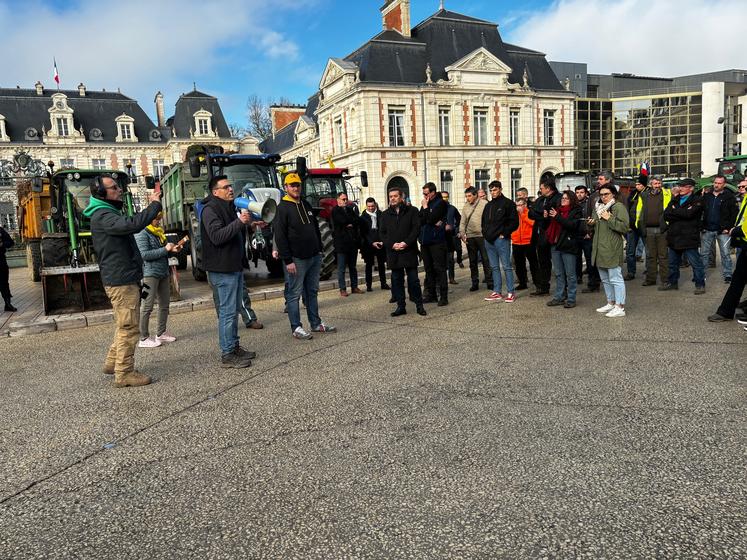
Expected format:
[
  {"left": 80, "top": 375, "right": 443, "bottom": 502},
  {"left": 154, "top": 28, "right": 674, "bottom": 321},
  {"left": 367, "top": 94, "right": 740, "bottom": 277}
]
[
  {"left": 0, "top": 85, "right": 257, "bottom": 230},
  {"left": 261, "top": 1, "right": 575, "bottom": 207}
]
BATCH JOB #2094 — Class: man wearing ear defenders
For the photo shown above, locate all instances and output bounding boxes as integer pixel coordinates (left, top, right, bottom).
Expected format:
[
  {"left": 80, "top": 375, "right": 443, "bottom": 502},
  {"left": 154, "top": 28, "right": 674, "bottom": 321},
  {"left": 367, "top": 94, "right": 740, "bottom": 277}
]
[{"left": 83, "top": 174, "right": 162, "bottom": 388}]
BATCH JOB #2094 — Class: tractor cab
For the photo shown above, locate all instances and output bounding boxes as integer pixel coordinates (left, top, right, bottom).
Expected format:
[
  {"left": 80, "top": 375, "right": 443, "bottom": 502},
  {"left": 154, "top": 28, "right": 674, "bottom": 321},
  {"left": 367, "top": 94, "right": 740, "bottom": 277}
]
[
  {"left": 303, "top": 168, "right": 351, "bottom": 219},
  {"left": 716, "top": 155, "right": 747, "bottom": 187}
]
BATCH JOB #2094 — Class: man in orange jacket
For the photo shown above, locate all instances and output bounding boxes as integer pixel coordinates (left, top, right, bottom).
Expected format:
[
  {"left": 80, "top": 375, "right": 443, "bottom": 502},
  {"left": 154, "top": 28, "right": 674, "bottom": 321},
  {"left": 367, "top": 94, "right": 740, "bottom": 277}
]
[{"left": 511, "top": 198, "right": 538, "bottom": 291}]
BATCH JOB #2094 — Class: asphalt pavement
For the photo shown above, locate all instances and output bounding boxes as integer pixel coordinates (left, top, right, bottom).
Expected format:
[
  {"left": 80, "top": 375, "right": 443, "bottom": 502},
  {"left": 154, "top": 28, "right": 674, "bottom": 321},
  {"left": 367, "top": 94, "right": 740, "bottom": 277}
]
[{"left": 0, "top": 268, "right": 745, "bottom": 559}]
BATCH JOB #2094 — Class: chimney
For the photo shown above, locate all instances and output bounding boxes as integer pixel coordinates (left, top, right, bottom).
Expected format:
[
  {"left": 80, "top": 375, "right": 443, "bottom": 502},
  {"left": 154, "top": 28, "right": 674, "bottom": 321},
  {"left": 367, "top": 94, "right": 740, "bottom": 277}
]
[
  {"left": 35, "top": 81, "right": 43, "bottom": 95},
  {"left": 78, "top": 83, "right": 86, "bottom": 97},
  {"left": 270, "top": 105, "right": 306, "bottom": 135},
  {"left": 154, "top": 91, "right": 165, "bottom": 127},
  {"left": 381, "top": 0, "right": 411, "bottom": 37}
]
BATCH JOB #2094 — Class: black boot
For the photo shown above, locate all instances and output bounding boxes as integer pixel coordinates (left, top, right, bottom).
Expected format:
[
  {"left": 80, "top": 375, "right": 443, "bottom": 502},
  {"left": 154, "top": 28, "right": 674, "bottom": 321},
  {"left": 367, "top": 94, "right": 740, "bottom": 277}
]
[
  {"left": 470, "top": 280, "right": 479, "bottom": 292},
  {"left": 391, "top": 306, "right": 407, "bottom": 317},
  {"left": 416, "top": 305, "right": 427, "bottom": 316},
  {"left": 4, "top": 299, "right": 16, "bottom": 312},
  {"left": 422, "top": 294, "right": 437, "bottom": 304}
]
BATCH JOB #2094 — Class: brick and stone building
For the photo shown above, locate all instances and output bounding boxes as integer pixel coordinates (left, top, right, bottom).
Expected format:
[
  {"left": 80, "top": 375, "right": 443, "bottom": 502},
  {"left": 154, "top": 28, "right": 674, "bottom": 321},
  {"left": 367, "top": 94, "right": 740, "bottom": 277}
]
[{"left": 260, "top": 0, "right": 575, "bottom": 207}]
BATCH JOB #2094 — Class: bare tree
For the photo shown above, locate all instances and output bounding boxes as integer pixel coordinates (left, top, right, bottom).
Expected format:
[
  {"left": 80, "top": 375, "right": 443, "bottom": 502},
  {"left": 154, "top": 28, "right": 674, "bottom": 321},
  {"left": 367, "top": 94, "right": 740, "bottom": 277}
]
[
  {"left": 245, "top": 95, "right": 297, "bottom": 141},
  {"left": 228, "top": 122, "right": 249, "bottom": 138}
]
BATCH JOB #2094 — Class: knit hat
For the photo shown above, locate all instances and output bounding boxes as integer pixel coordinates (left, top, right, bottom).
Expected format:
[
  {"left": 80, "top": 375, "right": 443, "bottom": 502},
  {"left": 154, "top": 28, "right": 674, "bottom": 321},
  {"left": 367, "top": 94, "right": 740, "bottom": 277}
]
[
  {"left": 637, "top": 161, "right": 650, "bottom": 187},
  {"left": 636, "top": 173, "right": 648, "bottom": 187}
]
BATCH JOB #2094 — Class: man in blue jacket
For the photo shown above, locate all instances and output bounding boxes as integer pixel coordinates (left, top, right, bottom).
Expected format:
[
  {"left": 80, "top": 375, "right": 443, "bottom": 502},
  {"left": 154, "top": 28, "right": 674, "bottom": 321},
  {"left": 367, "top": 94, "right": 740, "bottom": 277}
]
[
  {"left": 419, "top": 182, "right": 449, "bottom": 306},
  {"left": 83, "top": 174, "right": 161, "bottom": 387}
]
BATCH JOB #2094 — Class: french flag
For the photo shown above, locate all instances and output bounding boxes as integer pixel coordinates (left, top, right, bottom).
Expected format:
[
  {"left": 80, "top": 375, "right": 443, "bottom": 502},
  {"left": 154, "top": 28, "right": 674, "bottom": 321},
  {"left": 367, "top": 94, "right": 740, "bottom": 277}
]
[{"left": 53, "top": 58, "right": 60, "bottom": 85}]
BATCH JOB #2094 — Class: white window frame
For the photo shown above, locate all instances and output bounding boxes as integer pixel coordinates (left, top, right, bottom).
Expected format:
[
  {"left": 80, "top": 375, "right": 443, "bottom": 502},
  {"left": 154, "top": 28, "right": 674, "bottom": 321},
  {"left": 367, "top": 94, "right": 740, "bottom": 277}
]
[
  {"left": 510, "top": 168, "right": 522, "bottom": 199},
  {"left": 473, "top": 108, "right": 488, "bottom": 146},
  {"left": 388, "top": 107, "right": 405, "bottom": 147},
  {"left": 56, "top": 117, "right": 70, "bottom": 137},
  {"left": 439, "top": 107, "right": 450, "bottom": 146},
  {"left": 509, "top": 109, "right": 520, "bottom": 146},
  {"left": 152, "top": 159, "right": 165, "bottom": 179},
  {"left": 475, "top": 169, "right": 490, "bottom": 190},
  {"left": 543, "top": 109, "right": 555, "bottom": 146},
  {"left": 59, "top": 158, "right": 75, "bottom": 169},
  {"left": 334, "top": 118, "right": 344, "bottom": 153},
  {"left": 197, "top": 118, "right": 209, "bottom": 136},
  {"left": 91, "top": 158, "right": 107, "bottom": 171}
]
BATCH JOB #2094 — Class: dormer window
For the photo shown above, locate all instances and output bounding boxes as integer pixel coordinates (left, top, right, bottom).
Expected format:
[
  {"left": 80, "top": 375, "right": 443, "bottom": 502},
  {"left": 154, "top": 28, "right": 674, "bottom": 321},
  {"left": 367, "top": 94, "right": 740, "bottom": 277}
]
[
  {"left": 115, "top": 114, "right": 138, "bottom": 142},
  {"left": 46, "top": 93, "right": 82, "bottom": 143},
  {"left": 192, "top": 109, "right": 216, "bottom": 138}
]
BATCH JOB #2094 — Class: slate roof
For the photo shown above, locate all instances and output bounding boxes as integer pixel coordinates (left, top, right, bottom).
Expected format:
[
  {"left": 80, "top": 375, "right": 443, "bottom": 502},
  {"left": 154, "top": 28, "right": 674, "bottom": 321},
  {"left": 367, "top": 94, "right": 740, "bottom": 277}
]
[
  {"left": 345, "top": 9, "right": 564, "bottom": 91},
  {"left": 165, "top": 89, "right": 231, "bottom": 139},
  {"left": 0, "top": 87, "right": 166, "bottom": 143}
]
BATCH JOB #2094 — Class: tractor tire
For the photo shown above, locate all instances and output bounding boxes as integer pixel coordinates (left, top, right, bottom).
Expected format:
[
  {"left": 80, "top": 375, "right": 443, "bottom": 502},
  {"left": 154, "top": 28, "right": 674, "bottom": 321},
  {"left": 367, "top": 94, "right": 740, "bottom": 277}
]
[
  {"left": 189, "top": 210, "right": 207, "bottom": 281},
  {"left": 27, "top": 240, "right": 42, "bottom": 282},
  {"left": 317, "top": 217, "right": 336, "bottom": 281},
  {"left": 41, "top": 237, "right": 70, "bottom": 268}
]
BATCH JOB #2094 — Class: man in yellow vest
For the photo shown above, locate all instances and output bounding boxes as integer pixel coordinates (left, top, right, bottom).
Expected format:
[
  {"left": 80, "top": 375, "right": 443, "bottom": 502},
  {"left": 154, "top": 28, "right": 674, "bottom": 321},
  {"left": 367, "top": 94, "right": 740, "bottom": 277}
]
[
  {"left": 635, "top": 175, "right": 672, "bottom": 286},
  {"left": 708, "top": 194, "right": 747, "bottom": 323}
]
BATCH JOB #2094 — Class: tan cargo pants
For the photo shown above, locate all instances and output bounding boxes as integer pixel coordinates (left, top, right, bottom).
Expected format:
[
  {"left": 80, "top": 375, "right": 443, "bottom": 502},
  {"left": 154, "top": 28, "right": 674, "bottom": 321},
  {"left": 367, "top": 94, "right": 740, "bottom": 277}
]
[{"left": 103, "top": 284, "right": 141, "bottom": 376}]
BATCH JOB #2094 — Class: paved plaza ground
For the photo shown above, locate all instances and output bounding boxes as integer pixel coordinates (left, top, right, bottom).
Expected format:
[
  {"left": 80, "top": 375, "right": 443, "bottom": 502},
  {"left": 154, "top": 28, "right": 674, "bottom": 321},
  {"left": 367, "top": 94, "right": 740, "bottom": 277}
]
[{"left": 0, "top": 268, "right": 745, "bottom": 559}]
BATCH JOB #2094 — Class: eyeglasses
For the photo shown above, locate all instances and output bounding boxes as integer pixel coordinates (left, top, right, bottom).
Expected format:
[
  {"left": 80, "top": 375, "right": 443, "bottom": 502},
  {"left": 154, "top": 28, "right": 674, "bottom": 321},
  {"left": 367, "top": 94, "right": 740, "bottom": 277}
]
[
  {"left": 215, "top": 184, "right": 234, "bottom": 190},
  {"left": 599, "top": 192, "right": 612, "bottom": 197}
]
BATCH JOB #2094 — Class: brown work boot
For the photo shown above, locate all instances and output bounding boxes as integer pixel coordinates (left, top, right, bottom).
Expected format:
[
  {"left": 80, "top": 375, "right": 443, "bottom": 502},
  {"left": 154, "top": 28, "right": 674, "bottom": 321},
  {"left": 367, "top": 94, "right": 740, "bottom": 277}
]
[
  {"left": 114, "top": 370, "right": 152, "bottom": 388},
  {"left": 103, "top": 363, "right": 115, "bottom": 375},
  {"left": 339, "top": 290, "right": 349, "bottom": 297},
  {"left": 351, "top": 287, "right": 364, "bottom": 294}
]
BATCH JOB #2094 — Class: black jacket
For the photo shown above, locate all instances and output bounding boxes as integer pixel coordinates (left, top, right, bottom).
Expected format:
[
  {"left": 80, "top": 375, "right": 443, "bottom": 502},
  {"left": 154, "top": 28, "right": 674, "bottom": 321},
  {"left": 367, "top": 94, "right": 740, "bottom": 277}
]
[
  {"left": 481, "top": 195, "right": 519, "bottom": 243},
  {"left": 274, "top": 196, "right": 322, "bottom": 264},
  {"left": 89, "top": 200, "right": 162, "bottom": 286},
  {"left": 553, "top": 206, "right": 583, "bottom": 253},
  {"left": 663, "top": 194, "right": 704, "bottom": 251},
  {"left": 419, "top": 194, "right": 447, "bottom": 246},
  {"left": 0, "top": 226, "right": 14, "bottom": 258},
  {"left": 701, "top": 190, "right": 738, "bottom": 232},
  {"left": 359, "top": 210, "right": 383, "bottom": 246},
  {"left": 528, "top": 191, "right": 562, "bottom": 244},
  {"left": 380, "top": 203, "right": 420, "bottom": 269},
  {"left": 331, "top": 204, "right": 360, "bottom": 253},
  {"left": 200, "top": 194, "right": 245, "bottom": 273}
]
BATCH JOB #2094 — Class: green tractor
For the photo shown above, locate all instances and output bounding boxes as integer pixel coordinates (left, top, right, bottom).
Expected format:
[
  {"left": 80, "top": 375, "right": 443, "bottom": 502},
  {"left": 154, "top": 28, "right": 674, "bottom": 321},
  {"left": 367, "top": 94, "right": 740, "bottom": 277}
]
[{"left": 697, "top": 155, "right": 746, "bottom": 192}]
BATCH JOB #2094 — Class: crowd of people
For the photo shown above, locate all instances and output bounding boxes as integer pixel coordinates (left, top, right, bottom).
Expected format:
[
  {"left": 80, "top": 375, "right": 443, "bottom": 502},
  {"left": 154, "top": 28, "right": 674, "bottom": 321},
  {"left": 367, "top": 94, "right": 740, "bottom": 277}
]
[{"left": 82, "top": 169, "right": 747, "bottom": 388}]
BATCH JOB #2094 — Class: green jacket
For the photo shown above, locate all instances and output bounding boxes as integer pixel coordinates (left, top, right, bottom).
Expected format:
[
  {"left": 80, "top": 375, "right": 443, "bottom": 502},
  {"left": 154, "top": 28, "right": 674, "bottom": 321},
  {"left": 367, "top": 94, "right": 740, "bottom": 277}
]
[{"left": 591, "top": 201, "right": 629, "bottom": 269}]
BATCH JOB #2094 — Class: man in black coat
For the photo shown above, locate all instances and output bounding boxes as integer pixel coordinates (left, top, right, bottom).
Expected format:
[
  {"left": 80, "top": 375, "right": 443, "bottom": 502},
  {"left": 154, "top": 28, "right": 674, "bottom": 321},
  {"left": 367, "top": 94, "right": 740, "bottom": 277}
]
[
  {"left": 528, "top": 178, "right": 562, "bottom": 296},
  {"left": 701, "top": 175, "right": 738, "bottom": 283},
  {"left": 359, "top": 197, "right": 390, "bottom": 292},
  {"left": 83, "top": 173, "right": 161, "bottom": 388},
  {"left": 380, "top": 187, "right": 426, "bottom": 317},
  {"left": 419, "top": 182, "right": 449, "bottom": 306},
  {"left": 660, "top": 178, "right": 706, "bottom": 293},
  {"left": 0, "top": 225, "right": 16, "bottom": 312},
  {"left": 331, "top": 192, "right": 362, "bottom": 296}
]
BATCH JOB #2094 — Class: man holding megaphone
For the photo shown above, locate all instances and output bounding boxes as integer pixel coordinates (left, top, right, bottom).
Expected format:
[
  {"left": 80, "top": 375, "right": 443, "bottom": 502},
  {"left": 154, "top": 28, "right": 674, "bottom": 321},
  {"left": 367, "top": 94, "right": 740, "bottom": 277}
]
[{"left": 200, "top": 175, "right": 256, "bottom": 368}]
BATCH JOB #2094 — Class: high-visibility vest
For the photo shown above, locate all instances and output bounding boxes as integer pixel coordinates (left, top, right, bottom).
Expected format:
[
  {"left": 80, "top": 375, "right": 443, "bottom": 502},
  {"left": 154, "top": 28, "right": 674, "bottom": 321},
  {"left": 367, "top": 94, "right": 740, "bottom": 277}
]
[
  {"left": 635, "top": 188, "right": 672, "bottom": 229},
  {"left": 735, "top": 196, "right": 747, "bottom": 238}
]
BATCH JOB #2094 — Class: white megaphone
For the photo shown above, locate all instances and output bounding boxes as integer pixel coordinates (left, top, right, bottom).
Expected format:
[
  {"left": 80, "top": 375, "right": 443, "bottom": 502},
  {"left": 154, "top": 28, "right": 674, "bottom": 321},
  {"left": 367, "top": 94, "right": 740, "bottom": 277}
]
[{"left": 234, "top": 197, "right": 277, "bottom": 223}]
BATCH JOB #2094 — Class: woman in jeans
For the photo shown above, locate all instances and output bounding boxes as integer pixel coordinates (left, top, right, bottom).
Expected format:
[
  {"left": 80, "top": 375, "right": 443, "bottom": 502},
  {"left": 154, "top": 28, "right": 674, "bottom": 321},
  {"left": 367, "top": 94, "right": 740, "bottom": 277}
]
[
  {"left": 546, "top": 191, "right": 582, "bottom": 309},
  {"left": 135, "top": 212, "right": 181, "bottom": 346},
  {"left": 588, "top": 186, "right": 630, "bottom": 318}
]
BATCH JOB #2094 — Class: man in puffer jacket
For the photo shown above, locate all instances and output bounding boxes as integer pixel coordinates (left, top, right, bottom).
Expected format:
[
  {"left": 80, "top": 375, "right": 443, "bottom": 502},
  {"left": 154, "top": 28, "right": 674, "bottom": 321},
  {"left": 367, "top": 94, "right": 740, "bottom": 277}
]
[{"left": 83, "top": 174, "right": 161, "bottom": 388}]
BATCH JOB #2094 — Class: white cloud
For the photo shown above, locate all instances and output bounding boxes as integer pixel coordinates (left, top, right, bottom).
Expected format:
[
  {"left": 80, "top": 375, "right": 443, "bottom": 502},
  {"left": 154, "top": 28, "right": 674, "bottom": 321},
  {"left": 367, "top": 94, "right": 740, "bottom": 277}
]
[
  {"left": 507, "top": 0, "right": 746, "bottom": 76},
  {"left": 0, "top": 0, "right": 307, "bottom": 117}
]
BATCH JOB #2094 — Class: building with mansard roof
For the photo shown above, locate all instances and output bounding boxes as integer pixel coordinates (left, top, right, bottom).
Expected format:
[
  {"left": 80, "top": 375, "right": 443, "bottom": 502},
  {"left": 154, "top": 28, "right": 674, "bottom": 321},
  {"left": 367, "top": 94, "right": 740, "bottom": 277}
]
[
  {"left": 260, "top": 0, "right": 575, "bottom": 206},
  {"left": 0, "top": 84, "right": 258, "bottom": 231}
]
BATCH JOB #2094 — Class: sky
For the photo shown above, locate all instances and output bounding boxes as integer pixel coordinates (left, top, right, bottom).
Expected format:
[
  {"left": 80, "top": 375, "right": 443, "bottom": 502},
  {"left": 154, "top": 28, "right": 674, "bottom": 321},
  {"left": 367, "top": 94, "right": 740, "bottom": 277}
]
[{"left": 0, "top": 0, "right": 744, "bottom": 127}]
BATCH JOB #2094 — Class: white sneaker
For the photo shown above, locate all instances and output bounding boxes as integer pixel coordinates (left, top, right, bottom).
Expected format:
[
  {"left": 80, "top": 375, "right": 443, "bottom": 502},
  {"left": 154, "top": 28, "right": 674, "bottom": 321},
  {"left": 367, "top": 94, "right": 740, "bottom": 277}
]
[
  {"left": 292, "top": 326, "right": 313, "bottom": 340},
  {"left": 596, "top": 303, "right": 615, "bottom": 313},
  {"left": 156, "top": 332, "right": 176, "bottom": 343},
  {"left": 138, "top": 337, "right": 162, "bottom": 348},
  {"left": 605, "top": 306, "right": 626, "bottom": 318}
]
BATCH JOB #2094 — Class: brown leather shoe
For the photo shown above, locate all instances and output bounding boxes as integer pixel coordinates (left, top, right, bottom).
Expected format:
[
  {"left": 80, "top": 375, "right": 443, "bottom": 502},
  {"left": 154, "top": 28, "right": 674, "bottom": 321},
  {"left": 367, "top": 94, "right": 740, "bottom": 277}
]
[
  {"left": 340, "top": 290, "right": 349, "bottom": 297},
  {"left": 103, "top": 363, "right": 115, "bottom": 375},
  {"left": 114, "top": 371, "right": 152, "bottom": 388},
  {"left": 247, "top": 321, "right": 264, "bottom": 329},
  {"left": 351, "top": 287, "right": 364, "bottom": 294}
]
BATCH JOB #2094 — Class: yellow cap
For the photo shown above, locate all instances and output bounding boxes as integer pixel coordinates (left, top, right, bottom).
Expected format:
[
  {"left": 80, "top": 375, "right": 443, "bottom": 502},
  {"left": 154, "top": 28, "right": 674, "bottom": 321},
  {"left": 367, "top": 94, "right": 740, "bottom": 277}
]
[{"left": 284, "top": 173, "right": 302, "bottom": 185}]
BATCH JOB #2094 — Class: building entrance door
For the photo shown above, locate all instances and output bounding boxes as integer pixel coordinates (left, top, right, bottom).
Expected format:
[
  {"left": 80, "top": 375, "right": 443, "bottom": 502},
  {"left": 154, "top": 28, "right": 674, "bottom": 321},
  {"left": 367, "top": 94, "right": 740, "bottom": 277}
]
[{"left": 386, "top": 176, "right": 410, "bottom": 202}]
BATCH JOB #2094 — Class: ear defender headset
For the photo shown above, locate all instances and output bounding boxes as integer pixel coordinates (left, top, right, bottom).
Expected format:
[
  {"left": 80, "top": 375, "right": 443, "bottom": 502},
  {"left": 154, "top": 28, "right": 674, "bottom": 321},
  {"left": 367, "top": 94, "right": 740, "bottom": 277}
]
[{"left": 91, "top": 174, "right": 115, "bottom": 198}]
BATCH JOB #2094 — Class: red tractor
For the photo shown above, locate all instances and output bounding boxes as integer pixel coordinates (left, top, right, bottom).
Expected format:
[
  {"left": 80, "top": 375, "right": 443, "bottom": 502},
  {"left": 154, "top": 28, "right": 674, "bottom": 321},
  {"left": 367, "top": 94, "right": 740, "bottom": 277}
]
[{"left": 301, "top": 167, "right": 368, "bottom": 280}]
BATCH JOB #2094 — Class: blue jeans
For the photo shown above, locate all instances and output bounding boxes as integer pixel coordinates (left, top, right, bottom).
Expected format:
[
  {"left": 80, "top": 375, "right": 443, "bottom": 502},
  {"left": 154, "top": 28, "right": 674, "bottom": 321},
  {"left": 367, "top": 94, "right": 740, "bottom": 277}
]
[
  {"left": 551, "top": 249, "right": 577, "bottom": 303},
  {"left": 701, "top": 230, "right": 733, "bottom": 279},
  {"left": 668, "top": 248, "right": 705, "bottom": 287},
  {"left": 207, "top": 271, "right": 243, "bottom": 355},
  {"left": 484, "top": 237, "right": 515, "bottom": 294},
  {"left": 626, "top": 230, "right": 644, "bottom": 275},
  {"left": 286, "top": 254, "right": 322, "bottom": 332},
  {"left": 337, "top": 250, "right": 359, "bottom": 290},
  {"left": 598, "top": 266, "right": 626, "bottom": 305}
]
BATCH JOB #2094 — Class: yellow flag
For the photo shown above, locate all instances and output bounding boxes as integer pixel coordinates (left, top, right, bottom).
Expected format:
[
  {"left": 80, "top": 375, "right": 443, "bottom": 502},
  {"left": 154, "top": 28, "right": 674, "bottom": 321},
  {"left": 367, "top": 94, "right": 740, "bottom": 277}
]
[{"left": 327, "top": 156, "right": 335, "bottom": 169}]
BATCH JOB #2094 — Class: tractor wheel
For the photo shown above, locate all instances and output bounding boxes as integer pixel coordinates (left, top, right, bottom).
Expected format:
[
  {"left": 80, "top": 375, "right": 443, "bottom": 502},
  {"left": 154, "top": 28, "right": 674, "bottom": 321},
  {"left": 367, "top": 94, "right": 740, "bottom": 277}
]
[
  {"left": 317, "top": 217, "right": 336, "bottom": 281},
  {"left": 189, "top": 210, "right": 207, "bottom": 281},
  {"left": 176, "top": 250, "right": 188, "bottom": 270},
  {"left": 27, "top": 240, "right": 42, "bottom": 282},
  {"left": 41, "top": 237, "right": 70, "bottom": 268}
]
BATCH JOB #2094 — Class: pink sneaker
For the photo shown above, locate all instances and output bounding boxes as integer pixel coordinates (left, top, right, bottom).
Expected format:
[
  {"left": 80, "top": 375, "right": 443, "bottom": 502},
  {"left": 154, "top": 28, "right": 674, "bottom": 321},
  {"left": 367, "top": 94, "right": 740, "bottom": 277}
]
[
  {"left": 504, "top": 292, "right": 516, "bottom": 303},
  {"left": 138, "top": 337, "right": 162, "bottom": 348},
  {"left": 484, "top": 292, "right": 504, "bottom": 302},
  {"left": 156, "top": 332, "right": 176, "bottom": 343}
]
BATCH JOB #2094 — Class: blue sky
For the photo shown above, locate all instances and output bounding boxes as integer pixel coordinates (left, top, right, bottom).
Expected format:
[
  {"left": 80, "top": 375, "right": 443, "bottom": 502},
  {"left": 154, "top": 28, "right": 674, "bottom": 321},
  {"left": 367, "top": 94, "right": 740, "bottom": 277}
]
[{"left": 1, "top": 0, "right": 743, "bottom": 128}]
